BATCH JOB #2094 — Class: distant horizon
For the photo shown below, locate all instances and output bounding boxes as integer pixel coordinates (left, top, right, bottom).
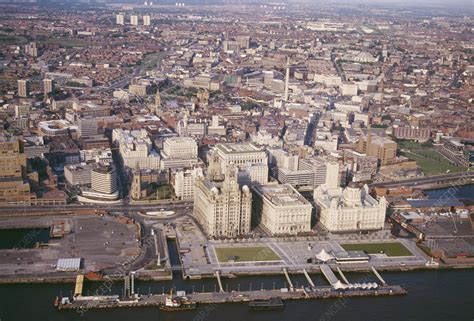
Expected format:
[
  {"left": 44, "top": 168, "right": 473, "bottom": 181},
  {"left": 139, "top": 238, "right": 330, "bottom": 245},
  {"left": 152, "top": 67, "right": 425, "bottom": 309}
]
[
  {"left": 0, "top": 0, "right": 472, "bottom": 11},
  {"left": 125, "top": 0, "right": 474, "bottom": 12}
]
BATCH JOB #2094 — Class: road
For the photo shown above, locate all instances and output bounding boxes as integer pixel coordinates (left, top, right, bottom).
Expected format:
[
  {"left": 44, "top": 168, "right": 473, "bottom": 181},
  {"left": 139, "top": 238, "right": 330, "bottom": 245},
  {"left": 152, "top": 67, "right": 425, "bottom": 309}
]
[
  {"left": 0, "top": 201, "right": 194, "bottom": 215},
  {"left": 371, "top": 171, "right": 473, "bottom": 188}
]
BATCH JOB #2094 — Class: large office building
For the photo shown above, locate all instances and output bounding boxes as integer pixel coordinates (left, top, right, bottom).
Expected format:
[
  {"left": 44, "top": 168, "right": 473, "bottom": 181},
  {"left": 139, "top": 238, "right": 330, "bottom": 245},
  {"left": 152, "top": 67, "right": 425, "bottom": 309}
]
[
  {"left": 356, "top": 131, "right": 397, "bottom": 166},
  {"left": 17, "top": 79, "right": 29, "bottom": 98},
  {"left": 393, "top": 126, "right": 431, "bottom": 142},
  {"left": 268, "top": 148, "right": 299, "bottom": 171},
  {"left": 77, "top": 116, "right": 122, "bottom": 138},
  {"left": 116, "top": 14, "right": 124, "bottom": 25},
  {"left": 314, "top": 183, "right": 387, "bottom": 232},
  {"left": 208, "top": 143, "right": 268, "bottom": 185},
  {"left": 64, "top": 163, "right": 94, "bottom": 187},
  {"left": 439, "top": 137, "right": 474, "bottom": 168},
  {"left": 269, "top": 150, "right": 341, "bottom": 190},
  {"left": 162, "top": 137, "right": 197, "bottom": 159},
  {"left": 130, "top": 15, "right": 138, "bottom": 26},
  {"left": 174, "top": 167, "right": 203, "bottom": 200},
  {"left": 112, "top": 129, "right": 160, "bottom": 170},
  {"left": 0, "top": 135, "right": 31, "bottom": 205},
  {"left": 43, "top": 78, "right": 54, "bottom": 94},
  {"left": 160, "top": 137, "right": 199, "bottom": 170},
  {"left": 253, "top": 184, "right": 312, "bottom": 235},
  {"left": 143, "top": 15, "right": 151, "bottom": 26},
  {"left": 194, "top": 166, "right": 252, "bottom": 238},
  {"left": 78, "top": 164, "right": 119, "bottom": 202},
  {"left": 91, "top": 165, "right": 118, "bottom": 195}
]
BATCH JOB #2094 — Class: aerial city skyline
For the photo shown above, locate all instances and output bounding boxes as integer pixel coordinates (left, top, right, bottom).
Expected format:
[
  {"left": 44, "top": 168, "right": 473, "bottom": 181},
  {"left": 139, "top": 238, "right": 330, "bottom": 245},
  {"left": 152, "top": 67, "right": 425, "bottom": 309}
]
[{"left": 0, "top": 0, "right": 472, "bottom": 320}]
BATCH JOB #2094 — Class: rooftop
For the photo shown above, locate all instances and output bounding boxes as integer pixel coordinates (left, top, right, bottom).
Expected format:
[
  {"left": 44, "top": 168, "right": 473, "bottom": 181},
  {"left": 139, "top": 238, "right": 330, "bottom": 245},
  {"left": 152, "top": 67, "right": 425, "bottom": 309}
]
[
  {"left": 254, "top": 184, "right": 310, "bottom": 207},
  {"left": 217, "top": 143, "right": 262, "bottom": 154}
]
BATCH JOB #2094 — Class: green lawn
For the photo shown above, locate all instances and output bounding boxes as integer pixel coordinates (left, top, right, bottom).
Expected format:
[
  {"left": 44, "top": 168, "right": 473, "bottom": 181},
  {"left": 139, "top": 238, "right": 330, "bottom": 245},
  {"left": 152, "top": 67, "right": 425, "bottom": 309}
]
[
  {"left": 0, "top": 34, "right": 28, "bottom": 45},
  {"left": 400, "top": 151, "right": 465, "bottom": 175},
  {"left": 397, "top": 140, "right": 466, "bottom": 175},
  {"left": 341, "top": 242, "right": 413, "bottom": 257},
  {"left": 215, "top": 246, "right": 281, "bottom": 263},
  {"left": 155, "top": 184, "right": 174, "bottom": 200}
]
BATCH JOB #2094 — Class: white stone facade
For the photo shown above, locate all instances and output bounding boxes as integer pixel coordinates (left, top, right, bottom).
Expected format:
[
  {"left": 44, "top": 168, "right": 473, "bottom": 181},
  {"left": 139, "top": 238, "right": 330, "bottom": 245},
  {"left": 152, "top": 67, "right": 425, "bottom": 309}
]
[
  {"left": 253, "top": 184, "right": 312, "bottom": 235},
  {"left": 314, "top": 183, "right": 386, "bottom": 232}
]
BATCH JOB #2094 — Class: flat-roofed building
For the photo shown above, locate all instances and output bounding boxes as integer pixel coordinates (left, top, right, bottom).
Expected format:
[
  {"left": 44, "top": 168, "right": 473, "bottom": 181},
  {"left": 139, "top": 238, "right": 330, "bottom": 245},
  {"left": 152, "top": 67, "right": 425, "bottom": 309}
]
[
  {"left": 0, "top": 135, "right": 31, "bottom": 205},
  {"left": 112, "top": 129, "right": 160, "bottom": 170},
  {"left": 162, "top": 137, "right": 197, "bottom": 159},
  {"left": 174, "top": 167, "right": 203, "bottom": 200},
  {"left": 439, "top": 137, "right": 473, "bottom": 168},
  {"left": 268, "top": 148, "right": 299, "bottom": 171},
  {"left": 253, "top": 184, "right": 312, "bottom": 235},
  {"left": 17, "top": 79, "right": 29, "bottom": 98},
  {"left": 43, "top": 78, "right": 54, "bottom": 94},
  {"left": 143, "top": 15, "right": 151, "bottom": 26},
  {"left": 277, "top": 168, "right": 315, "bottom": 188},
  {"left": 393, "top": 127, "right": 431, "bottom": 142},
  {"left": 77, "top": 116, "right": 122, "bottom": 138},
  {"left": 64, "top": 163, "right": 94, "bottom": 187},
  {"left": 208, "top": 143, "right": 268, "bottom": 185},
  {"left": 299, "top": 157, "right": 328, "bottom": 187},
  {"left": 116, "top": 14, "right": 124, "bottom": 25},
  {"left": 161, "top": 137, "right": 198, "bottom": 170},
  {"left": 91, "top": 165, "right": 117, "bottom": 194},
  {"left": 356, "top": 131, "right": 397, "bottom": 166}
]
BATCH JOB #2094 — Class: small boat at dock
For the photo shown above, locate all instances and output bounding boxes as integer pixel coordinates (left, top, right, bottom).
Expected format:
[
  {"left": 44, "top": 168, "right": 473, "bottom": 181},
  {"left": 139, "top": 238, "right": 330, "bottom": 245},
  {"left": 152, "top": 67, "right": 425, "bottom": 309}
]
[{"left": 159, "top": 289, "right": 197, "bottom": 311}]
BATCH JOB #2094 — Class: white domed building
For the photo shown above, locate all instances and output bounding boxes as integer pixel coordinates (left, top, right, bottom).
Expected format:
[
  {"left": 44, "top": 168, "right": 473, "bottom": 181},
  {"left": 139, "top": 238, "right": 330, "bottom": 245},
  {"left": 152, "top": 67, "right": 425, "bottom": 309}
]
[{"left": 314, "top": 182, "right": 387, "bottom": 232}]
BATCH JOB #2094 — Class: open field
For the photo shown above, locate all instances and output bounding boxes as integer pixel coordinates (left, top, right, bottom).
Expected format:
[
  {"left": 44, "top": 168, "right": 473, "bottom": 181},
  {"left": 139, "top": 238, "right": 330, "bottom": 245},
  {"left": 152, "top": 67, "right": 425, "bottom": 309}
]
[
  {"left": 341, "top": 242, "right": 413, "bottom": 257},
  {"left": 398, "top": 141, "right": 465, "bottom": 175},
  {"left": 0, "top": 34, "right": 28, "bottom": 45},
  {"left": 215, "top": 246, "right": 281, "bottom": 262},
  {"left": 36, "top": 37, "right": 93, "bottom": 48},
  {"left": 142, "top": 51, "right": 167, "bottom": 71},
  {"left": 400, "top": 151, "right": 465, "bottom": 175}
]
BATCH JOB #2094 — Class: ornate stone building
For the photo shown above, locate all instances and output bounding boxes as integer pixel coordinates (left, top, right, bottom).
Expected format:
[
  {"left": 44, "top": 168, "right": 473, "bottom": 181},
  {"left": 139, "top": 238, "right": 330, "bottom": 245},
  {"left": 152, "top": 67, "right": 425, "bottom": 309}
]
[
  {"left": 194, "top": 165, "right": 252, "bottom": 238},
  {"left": 314, "top": 182, "right": 387, "bottom": 232}
]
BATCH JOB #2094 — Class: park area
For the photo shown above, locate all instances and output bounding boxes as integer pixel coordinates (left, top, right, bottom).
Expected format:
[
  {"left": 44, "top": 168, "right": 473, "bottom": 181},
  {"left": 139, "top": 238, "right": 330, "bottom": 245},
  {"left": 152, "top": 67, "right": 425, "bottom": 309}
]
[
  {"left": 215, "top": 246, "right": 281, "bottom": 263},
  {"left": 398, "top": 140, "right": 465, "bottom": 175},
  {"left": 341, "top": 242, "right": 413, "bottom": 257}
]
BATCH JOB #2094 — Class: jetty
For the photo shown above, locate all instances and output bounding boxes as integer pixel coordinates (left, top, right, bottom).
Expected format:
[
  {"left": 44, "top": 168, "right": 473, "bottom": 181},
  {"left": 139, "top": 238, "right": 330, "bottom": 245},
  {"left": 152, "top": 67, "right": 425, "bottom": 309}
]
[{"left": 57, "top": 267, "right": 407, "bottom": 311}]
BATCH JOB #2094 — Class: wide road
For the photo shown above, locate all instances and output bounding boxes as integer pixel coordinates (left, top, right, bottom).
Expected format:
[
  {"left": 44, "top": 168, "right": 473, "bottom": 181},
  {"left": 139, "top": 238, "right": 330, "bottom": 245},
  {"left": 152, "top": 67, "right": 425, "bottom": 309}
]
[
  {"left": 0, "top": 201, "right": 194, "bottom": 214},
  {"left": 371, "top": 171, "right": 473, "bottom": 188}
]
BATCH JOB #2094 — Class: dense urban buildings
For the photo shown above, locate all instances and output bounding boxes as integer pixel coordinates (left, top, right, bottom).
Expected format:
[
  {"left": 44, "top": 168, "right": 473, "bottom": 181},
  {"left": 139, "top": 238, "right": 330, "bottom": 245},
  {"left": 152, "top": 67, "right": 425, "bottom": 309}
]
[{"left": 0, "top": 2, "right": 473, "bottom": 318}]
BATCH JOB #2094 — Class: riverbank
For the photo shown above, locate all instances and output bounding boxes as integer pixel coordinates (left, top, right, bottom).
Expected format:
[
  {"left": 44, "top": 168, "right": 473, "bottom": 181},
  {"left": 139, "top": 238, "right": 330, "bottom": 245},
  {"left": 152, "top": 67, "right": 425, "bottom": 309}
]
[{"left": 1, "top": 262, "right": 473, "bottom": 285}]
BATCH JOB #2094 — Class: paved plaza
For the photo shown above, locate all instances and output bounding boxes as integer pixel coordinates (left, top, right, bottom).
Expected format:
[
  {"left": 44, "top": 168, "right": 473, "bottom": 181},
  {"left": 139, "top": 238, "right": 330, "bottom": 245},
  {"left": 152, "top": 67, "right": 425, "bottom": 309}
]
[{"left": 171, "top": 216, "right": 429, "bottom": 278}]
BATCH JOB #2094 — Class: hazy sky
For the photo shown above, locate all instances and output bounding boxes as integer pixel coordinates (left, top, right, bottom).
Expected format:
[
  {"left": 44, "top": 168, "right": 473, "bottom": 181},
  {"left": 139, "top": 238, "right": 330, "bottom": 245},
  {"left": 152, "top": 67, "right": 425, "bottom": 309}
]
[{"left": 288, "top": 0, "right": 473, "bottom": 7}]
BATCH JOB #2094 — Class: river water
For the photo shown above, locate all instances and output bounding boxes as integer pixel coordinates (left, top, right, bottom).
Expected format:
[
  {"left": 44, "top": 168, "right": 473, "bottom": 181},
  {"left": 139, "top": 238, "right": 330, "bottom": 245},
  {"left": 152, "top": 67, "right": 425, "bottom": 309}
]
[
  {"left": 0, "top": 269, "right": 472, "bottom": 321},
  {"left": 425, "top": 183, "right": 474, "bottom": 200},
  {"left": 0, "top": 185, "right": 473, "bottom": 321}
]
